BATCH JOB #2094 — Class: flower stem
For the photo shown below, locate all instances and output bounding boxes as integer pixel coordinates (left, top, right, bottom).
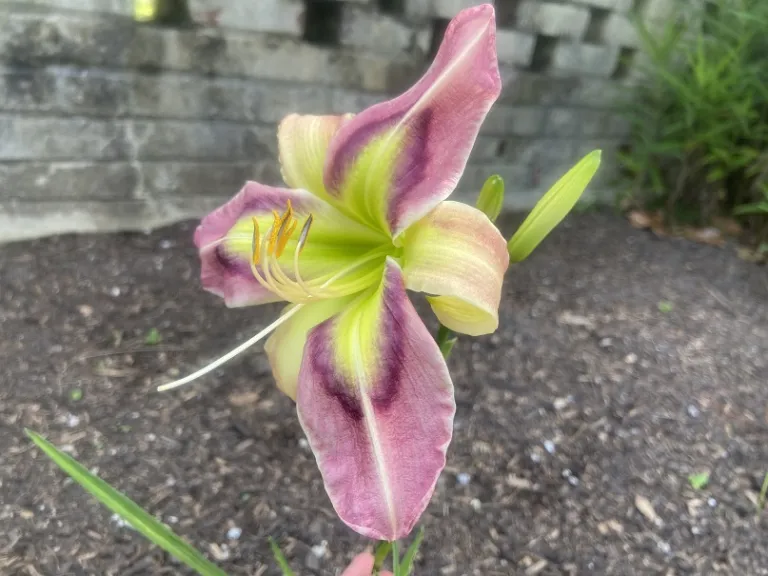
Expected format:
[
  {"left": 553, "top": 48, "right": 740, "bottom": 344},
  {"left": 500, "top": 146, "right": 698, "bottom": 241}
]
[
  {"left": 372, "top": 541, "right": 391, "bottom": 575},
  {"left": 392, "top": 541, "right": 401, "bottom": 576},
  {"left": 436, "top": 324, "right": 458, "bottom": 359}
]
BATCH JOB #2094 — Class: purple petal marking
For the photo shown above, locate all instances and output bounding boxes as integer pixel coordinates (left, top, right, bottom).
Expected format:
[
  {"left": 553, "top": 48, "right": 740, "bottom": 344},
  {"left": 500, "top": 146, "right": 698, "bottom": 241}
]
[
  {"left": 194, "top": 182, "right": 319, "bottom": 307},
  {"left": 324, "top": 4, "right": 501, "bottom": 236},
  {"left": 297, "top": 259, "right": 455, "bottom": 541}
]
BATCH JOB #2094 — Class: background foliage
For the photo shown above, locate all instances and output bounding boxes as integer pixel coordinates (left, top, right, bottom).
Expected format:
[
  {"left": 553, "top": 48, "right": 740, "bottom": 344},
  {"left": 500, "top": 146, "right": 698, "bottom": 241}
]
[{"left": 619, "top": 0, "right": 768, "bottom": 241}]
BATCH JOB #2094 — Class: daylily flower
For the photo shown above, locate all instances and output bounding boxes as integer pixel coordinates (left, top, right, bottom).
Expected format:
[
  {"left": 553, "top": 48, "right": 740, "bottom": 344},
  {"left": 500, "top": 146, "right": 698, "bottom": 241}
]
[{"left": 159, "top": 4, "right": 508, "bottom": 541}]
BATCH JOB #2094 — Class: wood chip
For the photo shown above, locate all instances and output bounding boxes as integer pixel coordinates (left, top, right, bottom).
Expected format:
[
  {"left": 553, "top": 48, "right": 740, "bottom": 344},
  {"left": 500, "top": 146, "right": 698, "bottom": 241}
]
[
  {"left": 635, "top": 494, "right": 663, "bottom": 526},
  {"left": 525, "top": 559, "right": 548, "bottom": 575},
  {"left": 558, "top": 311, "right": 595, "bottom": 330},
  {"left": 227, "top": 391, "right": 261, "bottom": 407},
  {"left": 506, "top": 475, "right": 535, "bottom": 490},
  {"left": 598, "top": 519, "right": 624, "bottom": 535},
  {"left": 92, "top": 365, "right": 139, "bottom": 378}
]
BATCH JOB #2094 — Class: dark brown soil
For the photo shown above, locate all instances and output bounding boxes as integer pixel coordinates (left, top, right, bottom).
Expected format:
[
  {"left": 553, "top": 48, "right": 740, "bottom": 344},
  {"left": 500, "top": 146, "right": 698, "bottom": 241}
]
[{"left": 1, "top": 211, "right": 768, "bottom": 576}]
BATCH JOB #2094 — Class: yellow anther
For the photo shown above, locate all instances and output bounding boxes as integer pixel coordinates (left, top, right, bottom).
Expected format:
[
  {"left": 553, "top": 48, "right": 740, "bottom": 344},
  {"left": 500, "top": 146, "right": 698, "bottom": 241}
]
[
  {"left": 251, "top": 217, "right": 261, "bottom": 266},
  {"left": 281, "top": 199, "right": 294, "bottom": 223},
  {"left": 267, "top": 210, "right": 282, "bottom": 255},
  {"left": 297, "top": 214, "right": 313, "bottom": 255},
  {"left": 275, "top": 217, "right": 298, "bottom": 258}
]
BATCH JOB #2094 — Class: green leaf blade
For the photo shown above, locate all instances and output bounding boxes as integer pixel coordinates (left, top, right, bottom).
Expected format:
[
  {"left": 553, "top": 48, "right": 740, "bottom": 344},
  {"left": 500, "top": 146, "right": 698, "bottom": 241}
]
[
  {"left": 25, "top": 429, "right": 229, "bottom": 576},
  {"left": 400, "top": 527, "right": 425, "bottom": 576},
  {"left": 268, "top": 537, "right": 296, "bottom": 576}
]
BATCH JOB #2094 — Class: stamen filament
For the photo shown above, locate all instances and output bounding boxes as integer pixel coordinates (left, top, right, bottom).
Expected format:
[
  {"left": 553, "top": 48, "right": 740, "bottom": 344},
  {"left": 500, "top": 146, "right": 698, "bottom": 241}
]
[{"left": 157, "top": 304, "right": 304, "bottom": 392}]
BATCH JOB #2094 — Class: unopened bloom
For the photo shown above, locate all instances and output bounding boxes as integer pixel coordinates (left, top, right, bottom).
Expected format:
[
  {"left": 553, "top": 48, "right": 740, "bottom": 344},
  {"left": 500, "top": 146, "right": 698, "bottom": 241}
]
[{"left": 160, "top": 4, "right": 507, "bottom": 541}]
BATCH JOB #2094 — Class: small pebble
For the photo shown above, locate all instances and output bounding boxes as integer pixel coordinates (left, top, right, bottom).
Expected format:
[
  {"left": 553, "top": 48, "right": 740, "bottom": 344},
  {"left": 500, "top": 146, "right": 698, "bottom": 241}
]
[
  {"left": 568, "top": 475, "right": 579, "bottom": 487},
  {"left": 159, "top": 239, "right": 173, "bottom": 249},
  {"left": 167, "top": 516, "right": 179, "bottom": 524},
  {"left": 146, "top": 433, "right": 156, "bottom": 442},
  {"left": 66, "top": 414, "right": 80, "bottom": 428},
  {"left": 110, "top": 287, "right": 121, "bottom": 297},
  {"left": 305, "top": 551, "right": 321, "bottom": 571},
  {"left": 691, "top": 525, "right": 703, "bottom": 535},
  {"left": 553, "top": 396, "right": 571, "bottom": 410},
  {"left": 470, "top": 498, "right": 482, "bottom": 511},
  {"left": 707, "top": 497, "right": 717, "bottom": 508},
  {"left": 111, "top": 513, "right": 134, "bottom": 530},
  {"left": 298, "top": 438, "right": 310, "bottom": 450},
  {"left": 531, "top": 452, "right": 542, "bottom": 463},
  {"left": 687, "top": 404, "right": 701, "bottom": 418},
  {"left": 543, "top": 440, "right": 556, "bottom": 454},
  {"left": 226, "top": 527, "right": 242, "bottom": 541},
  {"left": 657, "top": 540, "right": 671, "bottom": 555},
  {"left": 624, "top": 353, "right": 638, "bottom": 364},
  {"left": 456, "top": 472, "right": 471, "bottom": 486},
  {"left": 310, "top": 541, "right": 328, "bottom": 558},
  {"left": 599, "top": 337, "right": 613, "bottom": 348}
]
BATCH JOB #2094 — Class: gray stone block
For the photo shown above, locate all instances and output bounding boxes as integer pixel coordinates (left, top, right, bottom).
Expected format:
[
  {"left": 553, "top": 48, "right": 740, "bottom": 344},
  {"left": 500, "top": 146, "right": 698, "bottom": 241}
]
[
  {"left": 639, "top": 0, "right": 677, "bottom": 23},
  {"left": 552, "top": 42, "right": 620, "bottom": 77},
  {"left": 0, "top": 12, "right": 164, "bottom": 69},
  {"left": 543, "top": 108, "right": 580, "bottom": 137},
  {"left": 469, "top": 136, "right": 506, "bottom": 163},
  {"left": 0, "top": 115, "right": 129, "bottom": 160},
  {"left": 0, "top": 68, "right": 131, "bottom": 117},
  {"left": 255, "top": 83, "right": 334, "bottom": 122},
  {"left": 606, "top": 113, "right": 632, "bottom": 137},
  {"left": 131, "top": 120, "right": 275, "bottom": 161},
  {"left": 0, "top": 199, "right": 157, "bottom": 242},
  {"left": 0, "top": 12, "right": 419, "bottom": 92},
  {"left": 340, "top": 5, "right": 419, "bottom": 56},
  {"left": 482, "top": 105, "right": 545, "bottom": 137},
  {"left": 21, "top": 0, "right": 132, "bottom": 15},
  {"left": 459, "top": 163, "right": 532, "bottom": 196},
  {"left": 517, "top": 1, "right": 590, "bottom": 39},
  {"left": 432, "top": 0, "right": 488, "bottom": 19},
  {"left": 471, "top": 136, "right": 577, "bottom": 167},
  {"left": 187, "top": 0, "right": 304, "bottom": 36},
  {"left": 498, "top": 68, "right": 581, "bottom": 106},
  {"left": 580, "top": 109, "right": 610, "bottom": 137},
  {"left": 128, "top": 74, "right": 254, "bottom": 121},
  {"left": 328, "top": 89, "right": 387, "bottom": 115},
  {"left": 496, "top": 29, "right": 536, "bottom": 67},
  {"left": 601, "top": 13, "right": 639, "bottom": 48},
  {"left": 512, "top": 137, "right": 578, "bottom": 167},
  {"left": 141, "top": 161, "right": 282, "bottom": 198},
  {"left": 566, "top": 77, "right": 626, "bottom": 108},
  {"left": 0, "top": 162, "right": 139, "bottom": 200},
  {"left": 570, "top": 0, "right": 634, "bottom": 12}
]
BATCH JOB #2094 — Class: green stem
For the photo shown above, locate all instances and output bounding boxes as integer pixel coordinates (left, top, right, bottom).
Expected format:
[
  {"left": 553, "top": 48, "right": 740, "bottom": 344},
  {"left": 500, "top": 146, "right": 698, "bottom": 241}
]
[
  {"left": 392, "top": 541, "right": 401, "bottom": 576},
  {"left": 372, "top": 541, "right": 391, "bottom": 575},
  {"left": 436, "top": 324, "right": 457, "bottom": 359}
]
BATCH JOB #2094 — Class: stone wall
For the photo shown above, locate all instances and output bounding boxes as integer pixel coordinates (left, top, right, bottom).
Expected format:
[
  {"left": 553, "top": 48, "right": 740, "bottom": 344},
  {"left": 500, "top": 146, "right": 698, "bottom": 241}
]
[{"left": 0, "top": 0, "right": 678, "bottom": 241}]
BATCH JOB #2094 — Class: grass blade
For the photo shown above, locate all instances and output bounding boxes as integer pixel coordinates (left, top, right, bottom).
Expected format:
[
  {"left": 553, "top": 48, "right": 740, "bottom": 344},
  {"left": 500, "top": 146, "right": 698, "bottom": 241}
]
[
  {"left": 400, "top": 527, "right": 425, "bottom": 576},
  {"left": 25, "top": 429, "right": 229, "bottom": 576},
  {"left": 269, "top": 537, "right": 296, "bottom": 576}
]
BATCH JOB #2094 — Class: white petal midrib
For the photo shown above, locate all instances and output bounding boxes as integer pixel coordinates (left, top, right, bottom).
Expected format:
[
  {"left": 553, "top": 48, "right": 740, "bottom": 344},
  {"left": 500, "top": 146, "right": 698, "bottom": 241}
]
[{"left": 351, "top": 321, "right": 398, "bottom": 538}]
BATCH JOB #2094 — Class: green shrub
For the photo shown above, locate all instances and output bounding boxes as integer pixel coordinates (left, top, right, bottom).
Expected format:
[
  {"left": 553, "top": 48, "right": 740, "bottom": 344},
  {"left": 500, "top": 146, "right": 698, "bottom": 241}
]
[{"left": 619, "top": 0, "right": 768, "bottom": 240}]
